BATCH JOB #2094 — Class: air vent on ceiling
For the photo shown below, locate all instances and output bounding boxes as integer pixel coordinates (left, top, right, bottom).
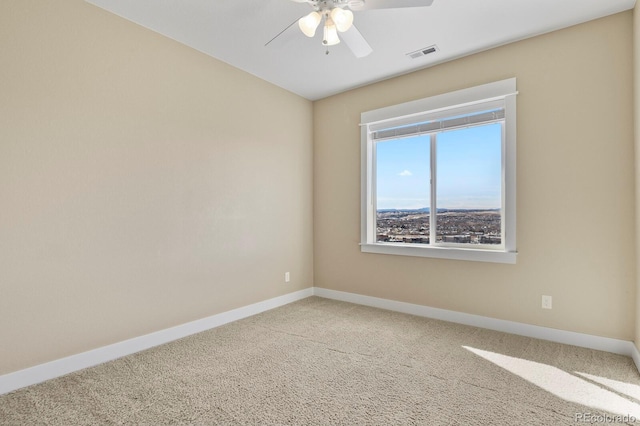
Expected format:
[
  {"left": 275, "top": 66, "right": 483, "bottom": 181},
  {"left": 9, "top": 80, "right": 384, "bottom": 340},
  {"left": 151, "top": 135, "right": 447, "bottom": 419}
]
[{"left": 407, "top": 45, "right": 438, "bottom": 59}]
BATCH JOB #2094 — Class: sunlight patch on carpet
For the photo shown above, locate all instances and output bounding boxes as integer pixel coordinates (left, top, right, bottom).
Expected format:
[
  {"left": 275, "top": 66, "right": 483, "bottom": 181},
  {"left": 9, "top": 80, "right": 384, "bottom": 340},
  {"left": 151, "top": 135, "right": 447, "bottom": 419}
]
[
  {"left": 463, "top": 346, "right": 640, "bottom": 419},
  {"left": 574, "top": 372, "right": 640, "bottom": 401}
]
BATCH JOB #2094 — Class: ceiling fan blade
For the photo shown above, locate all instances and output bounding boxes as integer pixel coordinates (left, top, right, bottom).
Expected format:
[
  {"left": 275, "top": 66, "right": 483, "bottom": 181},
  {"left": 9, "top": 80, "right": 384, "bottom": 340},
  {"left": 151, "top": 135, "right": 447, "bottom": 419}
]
[
  {"left": 341, "top": 25, "right": 373, "bottom": 58},
  {"left": 349, "top": 0, "right": 434, "bottom": 11}
]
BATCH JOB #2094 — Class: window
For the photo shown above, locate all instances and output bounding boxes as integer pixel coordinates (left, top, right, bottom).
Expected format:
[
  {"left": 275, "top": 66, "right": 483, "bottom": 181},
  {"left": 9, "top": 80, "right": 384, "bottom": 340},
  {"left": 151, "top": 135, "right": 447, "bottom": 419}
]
[{"left": 360, "top": 79, "right": 517, "bottom": 263}]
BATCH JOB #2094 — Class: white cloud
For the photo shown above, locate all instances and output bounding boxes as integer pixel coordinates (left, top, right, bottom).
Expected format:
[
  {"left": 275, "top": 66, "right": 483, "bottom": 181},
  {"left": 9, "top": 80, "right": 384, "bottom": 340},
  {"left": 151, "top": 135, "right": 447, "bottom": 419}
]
[{"left": 398, "top": 170, "right": 412, "bottom": 176}]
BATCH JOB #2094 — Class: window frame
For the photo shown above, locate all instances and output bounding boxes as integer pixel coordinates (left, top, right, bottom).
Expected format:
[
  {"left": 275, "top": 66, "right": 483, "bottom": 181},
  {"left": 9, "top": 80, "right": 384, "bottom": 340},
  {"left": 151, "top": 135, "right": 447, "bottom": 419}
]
[{"left": 360, "top": 79, "right": 517, "bottom": 264}]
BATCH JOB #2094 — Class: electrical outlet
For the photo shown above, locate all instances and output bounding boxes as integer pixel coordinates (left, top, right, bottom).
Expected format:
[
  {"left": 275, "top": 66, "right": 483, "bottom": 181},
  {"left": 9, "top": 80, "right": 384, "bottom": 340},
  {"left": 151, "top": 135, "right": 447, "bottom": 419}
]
[
  {"left": 285, "top": 272, "right": 290, "bottom": 282},
  {"left": 542, "top": 295, "right": 552, "bottom": 309}
]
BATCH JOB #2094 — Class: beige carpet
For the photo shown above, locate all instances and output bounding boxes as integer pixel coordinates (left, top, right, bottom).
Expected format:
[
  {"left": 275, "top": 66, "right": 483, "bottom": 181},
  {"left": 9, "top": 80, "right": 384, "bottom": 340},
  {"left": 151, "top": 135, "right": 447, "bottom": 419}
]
[{"left": 1, "top": 297, "right": 640, "bottom": 425}]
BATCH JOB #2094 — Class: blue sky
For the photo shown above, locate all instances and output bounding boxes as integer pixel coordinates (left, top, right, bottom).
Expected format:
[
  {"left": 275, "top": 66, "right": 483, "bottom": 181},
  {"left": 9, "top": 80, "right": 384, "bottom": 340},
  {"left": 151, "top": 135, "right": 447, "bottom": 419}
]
[{"left": 376, "top": 123, "right": 502, "bottom": 210}]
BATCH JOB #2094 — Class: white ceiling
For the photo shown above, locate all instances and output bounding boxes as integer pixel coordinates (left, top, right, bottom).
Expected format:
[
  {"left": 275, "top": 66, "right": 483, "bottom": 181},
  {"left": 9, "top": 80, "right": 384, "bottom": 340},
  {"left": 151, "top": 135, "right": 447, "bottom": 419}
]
[{"left": 85, "top": 0, "right": 635, "bottom": 101}]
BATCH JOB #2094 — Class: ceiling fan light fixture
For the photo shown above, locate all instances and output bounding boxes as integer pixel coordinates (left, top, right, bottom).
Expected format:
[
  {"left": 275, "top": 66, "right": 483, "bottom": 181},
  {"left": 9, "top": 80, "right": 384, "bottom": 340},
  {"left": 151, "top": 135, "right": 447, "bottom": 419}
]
[
  {"left": 330, "top": 7, "right": 353, "bottom": 32},
  {"left": 323, "top": 19, "right": 340, "bottom": 46},
  {"left": 298, "top": 11, "right": 321, "bottom": 37}
]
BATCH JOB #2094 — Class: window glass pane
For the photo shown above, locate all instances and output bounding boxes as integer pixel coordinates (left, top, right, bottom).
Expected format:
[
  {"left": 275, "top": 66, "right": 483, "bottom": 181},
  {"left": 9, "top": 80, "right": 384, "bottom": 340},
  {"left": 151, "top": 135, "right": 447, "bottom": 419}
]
[
  {"left": 375, "top": 135, "right": 430, "bottom": 244},
  {"left": 436, "top": 123, "right": 502, "bottom": 245}
]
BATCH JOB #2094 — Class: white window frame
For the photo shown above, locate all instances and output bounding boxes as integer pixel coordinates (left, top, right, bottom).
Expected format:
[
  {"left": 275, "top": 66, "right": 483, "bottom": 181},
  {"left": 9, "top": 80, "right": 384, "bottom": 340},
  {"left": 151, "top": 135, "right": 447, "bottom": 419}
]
[{"left": 360, "top": 78, "right": 517, "bottom": 264}]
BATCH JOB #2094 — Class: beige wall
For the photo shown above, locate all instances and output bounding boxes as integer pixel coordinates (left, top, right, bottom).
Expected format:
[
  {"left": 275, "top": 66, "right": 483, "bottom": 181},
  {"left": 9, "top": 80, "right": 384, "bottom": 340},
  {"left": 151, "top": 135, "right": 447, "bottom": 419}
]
[
  {"left": 0, "top": 0, "right": 313, "bottom": 374},
  {"left": 314, "top": 12, "right": 635, "bottom": 340}
]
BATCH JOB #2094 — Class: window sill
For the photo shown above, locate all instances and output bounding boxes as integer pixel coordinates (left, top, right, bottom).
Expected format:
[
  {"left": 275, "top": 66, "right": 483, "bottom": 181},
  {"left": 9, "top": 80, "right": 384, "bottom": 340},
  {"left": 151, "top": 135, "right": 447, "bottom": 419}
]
[{"left": 360, "top": 243, "right": 517, "bottom": 264}]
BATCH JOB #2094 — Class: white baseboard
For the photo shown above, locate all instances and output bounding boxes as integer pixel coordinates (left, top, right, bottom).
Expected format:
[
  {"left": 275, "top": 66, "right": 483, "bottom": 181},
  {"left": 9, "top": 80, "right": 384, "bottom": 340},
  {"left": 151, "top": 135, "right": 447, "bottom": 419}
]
[
  {"left": 313, "top": 287, "right": 639, "bottom": 362},
  {"left": 0, "top": 287, "right": 313, "bottom": 396},
  {"left": 3, "top": 286, "right": 638, "bottom": 396},
  {"left": 630, "top": 342, "right": 640, "bottom": 373}
]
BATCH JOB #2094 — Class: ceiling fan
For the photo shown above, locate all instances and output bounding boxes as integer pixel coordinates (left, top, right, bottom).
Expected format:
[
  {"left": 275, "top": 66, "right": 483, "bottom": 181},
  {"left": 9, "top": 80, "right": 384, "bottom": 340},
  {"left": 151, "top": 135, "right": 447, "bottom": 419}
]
[{"left": 268, "top": 0, "right": 435, "bottom": 57}]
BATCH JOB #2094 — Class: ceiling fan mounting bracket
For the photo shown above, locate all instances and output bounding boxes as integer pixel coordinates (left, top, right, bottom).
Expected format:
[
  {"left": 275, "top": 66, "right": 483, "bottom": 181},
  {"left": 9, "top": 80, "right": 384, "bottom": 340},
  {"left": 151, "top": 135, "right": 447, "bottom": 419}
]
[{"left": 308, "top": 0, "right": 348, "bottom": 12}]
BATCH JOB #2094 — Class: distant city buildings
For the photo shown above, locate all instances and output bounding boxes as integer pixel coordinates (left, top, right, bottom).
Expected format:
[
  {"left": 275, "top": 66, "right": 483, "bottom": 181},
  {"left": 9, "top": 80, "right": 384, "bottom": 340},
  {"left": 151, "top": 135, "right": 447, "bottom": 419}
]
[
  {"left": 376, "top": 209, "right": 501, "bottom": 245},
  {"left": 442, "top": 235, "right": 471, "bottom": 243}
]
